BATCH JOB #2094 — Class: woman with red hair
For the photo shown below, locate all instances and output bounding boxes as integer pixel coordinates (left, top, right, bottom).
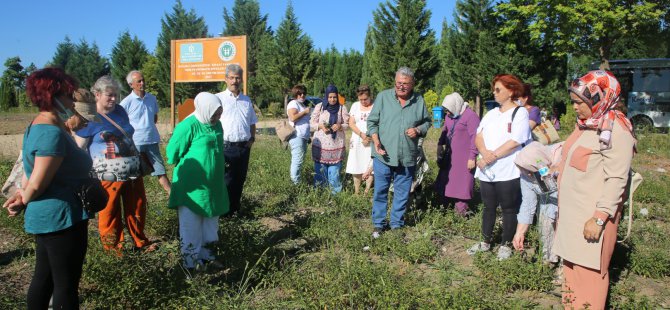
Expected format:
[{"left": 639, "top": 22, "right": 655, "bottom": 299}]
[
  {"left": 554, "top": 70, "right": 635, "bottom": 309},
  {"left": 2, "top": 67, "right": 94, "bottom": 309},
  {"left": 467, "top": 74, "right": 531, "bottom": 260}
]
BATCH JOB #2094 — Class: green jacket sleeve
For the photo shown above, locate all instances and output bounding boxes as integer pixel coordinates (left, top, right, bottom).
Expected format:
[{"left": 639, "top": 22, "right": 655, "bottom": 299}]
[{"left": 166, "top": 118, "right": 193, "bottom": 166}]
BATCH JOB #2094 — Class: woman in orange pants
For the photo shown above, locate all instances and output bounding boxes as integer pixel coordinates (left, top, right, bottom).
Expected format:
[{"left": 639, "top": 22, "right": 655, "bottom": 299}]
[{"left": 75, "top": 76, "right": 153, "bottom": 252}]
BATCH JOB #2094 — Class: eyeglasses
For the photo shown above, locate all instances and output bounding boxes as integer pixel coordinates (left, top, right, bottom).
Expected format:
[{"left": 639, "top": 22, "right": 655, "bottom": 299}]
[
  {"left": 494, "top": 87, "right": 502, "bottom": 93},
  {"left": 395, "top": 82, "right": 412, "bottom": 88},
  {"left": 134, "top": 79, "right": 145, "bottom": 83}
]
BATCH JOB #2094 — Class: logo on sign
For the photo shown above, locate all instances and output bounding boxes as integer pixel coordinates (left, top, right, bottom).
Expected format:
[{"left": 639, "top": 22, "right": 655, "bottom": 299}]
[
  {"left": 180, "top": 43, "right": 203, "bottom": 63},
  {"left": 218, "top": 41, "right": 236, "bottom": 61}
]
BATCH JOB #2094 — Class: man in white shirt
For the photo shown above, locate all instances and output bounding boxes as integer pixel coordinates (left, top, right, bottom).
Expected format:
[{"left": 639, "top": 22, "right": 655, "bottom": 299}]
[
  {"left": 119, "top": 70, "right": 171, "bottom": 193},
  {"left": 215, "top": 64, "right": 257, "bottom": 215}
]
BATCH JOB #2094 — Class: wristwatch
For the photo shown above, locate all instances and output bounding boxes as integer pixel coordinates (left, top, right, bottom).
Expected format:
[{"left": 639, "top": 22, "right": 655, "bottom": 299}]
[{"left": 593, "top": 217, "right": 605, "bottom": 226}]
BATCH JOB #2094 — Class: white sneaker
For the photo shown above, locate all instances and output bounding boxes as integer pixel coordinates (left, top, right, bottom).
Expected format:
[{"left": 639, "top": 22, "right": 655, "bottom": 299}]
[
  {"left": 372, "top": 227, "right": 383, "bottom": 239},
  {"left": 466, "top": 242, "right": 490, "bottom": 255},
  {"left": 497, "top": 245, "right": 512, "bottom": 261}
]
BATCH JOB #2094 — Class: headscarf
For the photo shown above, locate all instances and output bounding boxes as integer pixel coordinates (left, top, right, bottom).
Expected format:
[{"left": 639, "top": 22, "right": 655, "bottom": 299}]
[
  {"left": 514, "top": 141, "right": 563, "bottom": 173},
  {"left": 323, "top": 84, "right": 340, "bottom": 138},
  {"left": 191, "top": 92, "right": 222, "bottom": 124},
  {"left": 568, "top": 70, "right": 633, "bottom": 149},
  {"left": 441, "top": 92, "right": 468, "bottom": 118}
]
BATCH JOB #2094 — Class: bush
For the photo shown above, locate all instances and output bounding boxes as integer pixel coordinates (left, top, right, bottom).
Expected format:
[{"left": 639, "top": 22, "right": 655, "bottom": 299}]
[
  {"left": 423, "top": 89, "right": 439, "bottom": 110},
  {"left": 266, "top": 102, "right": 283, "bottom": 117}
]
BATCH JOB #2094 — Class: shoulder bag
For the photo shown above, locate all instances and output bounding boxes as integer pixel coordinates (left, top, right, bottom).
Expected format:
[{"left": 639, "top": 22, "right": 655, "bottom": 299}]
[
  {"left": 532, "top": 119, "right": 561, "bottom": 145},
  {"left": 437, "top": 119, "right": 459, "bottom": 169},
  {"left": 99, "top": 112, "right": 154, "bottom": 176}
]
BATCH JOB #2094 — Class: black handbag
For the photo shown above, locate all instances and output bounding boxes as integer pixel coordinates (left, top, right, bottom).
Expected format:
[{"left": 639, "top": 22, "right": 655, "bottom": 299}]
[
  {"left": 437, "top": 118, "right": 459, "bottom": 169},
  {"left": 72, "top": 176, "right": 109, "bottom": 213}
]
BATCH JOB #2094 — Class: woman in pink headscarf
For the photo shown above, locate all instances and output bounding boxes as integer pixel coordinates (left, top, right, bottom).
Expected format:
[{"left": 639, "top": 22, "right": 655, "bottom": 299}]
[{"left": 553, "top": 70, "right": 635, "bottom": 309}]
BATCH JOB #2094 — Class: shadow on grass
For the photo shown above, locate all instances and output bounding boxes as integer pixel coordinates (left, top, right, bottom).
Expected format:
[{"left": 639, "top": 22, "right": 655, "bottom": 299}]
[{"left": 0, "top": 248, "right": 33, "bottom": 266}]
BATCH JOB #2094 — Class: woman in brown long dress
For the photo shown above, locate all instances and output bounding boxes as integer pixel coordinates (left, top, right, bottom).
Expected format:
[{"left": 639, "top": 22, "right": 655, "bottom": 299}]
[{"left": 553, "top": 70, "right": 635, "bottom": 309}]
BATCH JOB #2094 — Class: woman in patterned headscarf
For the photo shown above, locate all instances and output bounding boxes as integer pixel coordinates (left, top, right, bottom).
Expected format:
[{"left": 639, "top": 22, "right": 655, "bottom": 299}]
[
  {"left": 553, "top": 70, "right": 635, "bottom": 309},
  {"left": 310, "top": 84, "right": 349, "bottom": 194}
]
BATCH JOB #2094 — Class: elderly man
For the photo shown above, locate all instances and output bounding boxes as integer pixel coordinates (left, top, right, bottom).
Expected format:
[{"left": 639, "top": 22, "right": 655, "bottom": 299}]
[
  {"left": 367, "top": 67, "right": 431, "bottom": 238},
  {"left": 119, "top": 70, "right": 171, "bottom": 193},
  {"left": 215, "top": 64, "right": 257, "bottom": 216}
]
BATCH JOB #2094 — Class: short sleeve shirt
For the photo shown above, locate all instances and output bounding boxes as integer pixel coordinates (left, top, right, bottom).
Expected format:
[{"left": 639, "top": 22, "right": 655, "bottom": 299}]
[
  {"left": 119, "top": 91, "right": 161, "bottom": 145},
  {"left": 216, "top": 89, "right": 258, "bottom": 142},
  {"left": 22, "top": 124, "right": 92, "bottom": 234},
  {"left": 475, "top": 106, "right": 531, "bottom": 181},
  {"left": 286, "top": 99, "right": 310, "bottom": 139}
]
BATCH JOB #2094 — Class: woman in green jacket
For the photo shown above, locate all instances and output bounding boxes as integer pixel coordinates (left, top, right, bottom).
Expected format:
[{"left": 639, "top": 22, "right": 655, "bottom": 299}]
[{"left": 167, "top": 92, "right": 229, "bottom": 270}]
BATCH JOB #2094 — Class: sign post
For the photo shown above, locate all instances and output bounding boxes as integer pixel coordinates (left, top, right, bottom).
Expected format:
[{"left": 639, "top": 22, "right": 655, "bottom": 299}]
[{"left": 170, "top": 36, "right": 247, "bottom": 128}]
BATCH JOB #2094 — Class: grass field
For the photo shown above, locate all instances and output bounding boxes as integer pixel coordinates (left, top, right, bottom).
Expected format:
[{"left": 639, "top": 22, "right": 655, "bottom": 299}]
[{"left": 0, "top": 123, "right": 668, "bottom": 309}]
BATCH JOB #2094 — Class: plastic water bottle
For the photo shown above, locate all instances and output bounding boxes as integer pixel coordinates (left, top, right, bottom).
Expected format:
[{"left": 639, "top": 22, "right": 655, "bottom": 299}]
[
  {"left": 537, "top": 159, "right": 558, "bottom": 192},
  {"left": 478, "top": 154, "right": 495, "bottom": 181}
]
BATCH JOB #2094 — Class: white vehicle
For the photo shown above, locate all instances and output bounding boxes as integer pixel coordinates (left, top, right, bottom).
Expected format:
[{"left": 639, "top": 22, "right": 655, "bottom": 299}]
[{"left": 594, "top": 59, "right": 670, "bottom": 130}]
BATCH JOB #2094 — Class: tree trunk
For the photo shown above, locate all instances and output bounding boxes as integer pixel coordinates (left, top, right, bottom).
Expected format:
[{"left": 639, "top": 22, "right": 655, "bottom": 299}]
[{"left": 599, "top": 41, "right": 611, "bottom": 70}]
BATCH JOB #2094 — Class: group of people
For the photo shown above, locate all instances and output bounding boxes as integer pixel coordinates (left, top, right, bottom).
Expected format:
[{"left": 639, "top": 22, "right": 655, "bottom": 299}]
[
  {"left": 284, "top": 68, "right": 635, "bottom": 309},
  {"left": 3, "top": 62, "right": 635, "bottom": 309},
  {"left": 1, "top": 64, "right": 258, "bottom": 308}
]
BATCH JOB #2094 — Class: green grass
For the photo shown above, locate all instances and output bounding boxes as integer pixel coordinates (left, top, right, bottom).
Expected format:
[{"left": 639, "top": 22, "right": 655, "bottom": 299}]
[{"left": 0, "top": 129, "right": 668, "bottom": 309}]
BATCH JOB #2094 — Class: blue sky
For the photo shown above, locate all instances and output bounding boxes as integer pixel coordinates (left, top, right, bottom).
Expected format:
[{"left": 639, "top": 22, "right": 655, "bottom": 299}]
[{"left": 0, "top": 0, "right": 456, "bottom": 71}]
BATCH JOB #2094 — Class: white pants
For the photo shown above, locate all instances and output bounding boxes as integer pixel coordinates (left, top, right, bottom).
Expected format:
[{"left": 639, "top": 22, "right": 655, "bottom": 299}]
[{"left": 178, "top": 206, "right": 219, "bottom": 268}]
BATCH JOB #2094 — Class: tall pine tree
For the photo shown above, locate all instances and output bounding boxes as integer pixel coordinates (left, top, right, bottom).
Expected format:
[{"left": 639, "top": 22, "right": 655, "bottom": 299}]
[
  {"left": 155, "top": 0, "right": 213, "bottom": 106},
  {"left": 256, "top": 2, "right": 314, "bottom": 105},
  {"left": 222, "top": 0, "right": 272, "bottom": 99},
  {"left": 50, "top": 37, "right": 75, "bottom": 70},
  {"left": 49, "top": 38, "right": 110, "bottom": 89},
  {"left": 367, "top": 0, "right": 438, "bottom": 92},
  {"left": 111, "top": 31, "right": 149, "bottom": 92},
  {"left": 0, "top": 57, "right": 24, "bottom": 110}
]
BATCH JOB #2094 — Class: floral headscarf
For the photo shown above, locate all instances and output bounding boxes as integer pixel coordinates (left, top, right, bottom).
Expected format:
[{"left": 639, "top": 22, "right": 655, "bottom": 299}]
[{"left": 568, "top": 70, "right": 633, "bottom": 150}]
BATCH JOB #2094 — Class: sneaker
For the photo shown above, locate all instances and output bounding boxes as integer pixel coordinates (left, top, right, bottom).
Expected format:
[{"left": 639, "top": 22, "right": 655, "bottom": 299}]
[
  {"left": 466, "top": 242, "right": 491, "bottom": 255},
  {"left": 372, "top": 227, "right": 383, "bottom": 239},
  {"left": 497, "top": 245, "right": 512, "bottom": 261}
]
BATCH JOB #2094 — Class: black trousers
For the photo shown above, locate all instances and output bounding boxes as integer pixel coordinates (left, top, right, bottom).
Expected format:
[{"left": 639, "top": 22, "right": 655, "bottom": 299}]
[
  {"left": 479, "top": 178, "right": 521, "bottom": 245},
  {"left": 224, "top": 143, "right": 251, "bottom": 215},
  {"left": 28, "top": 220, "right": 88, "bottom": 310}
]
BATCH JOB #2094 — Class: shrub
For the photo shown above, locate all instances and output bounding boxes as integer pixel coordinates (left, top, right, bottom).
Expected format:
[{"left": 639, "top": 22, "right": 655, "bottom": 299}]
[{"left": 266, "top": 102, "right": 283, "bottom": 117}]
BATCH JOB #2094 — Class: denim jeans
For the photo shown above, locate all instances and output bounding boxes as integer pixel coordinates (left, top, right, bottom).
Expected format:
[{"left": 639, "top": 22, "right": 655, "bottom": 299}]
[
  {"left": 288, "top": 136, "right": 308, "bottom": 184},
  {"left": 314, "top": 161, "right": 342, "bottom": 194},
  {"left": 371, "top": 157, "right": 415, "bottom": 229}
]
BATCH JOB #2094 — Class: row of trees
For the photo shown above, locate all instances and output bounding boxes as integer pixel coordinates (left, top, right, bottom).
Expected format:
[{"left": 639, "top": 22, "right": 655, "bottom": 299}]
[{"left": 2, "top": 0, "right": 668, "bottom": 114}]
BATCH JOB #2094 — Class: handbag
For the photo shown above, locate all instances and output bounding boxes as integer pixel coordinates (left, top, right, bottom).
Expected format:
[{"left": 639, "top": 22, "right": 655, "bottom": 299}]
[
  {"left": 99, "top": 112, "right": 154, "bottom": 176},
  {"left": 71, "top": 175, "right": 109, "bottom": 213},
  {"left": 275, "top": 119, "right": 296, "bottom": 142},
  {"left": 532, "top": 119, "right": 561, "bottom": 145},
  {"left": 2, "top": 151, "right": 24, "bottom": 199},
  {"left": 437, "top": 118, "right": 459, "bottom": 169}
]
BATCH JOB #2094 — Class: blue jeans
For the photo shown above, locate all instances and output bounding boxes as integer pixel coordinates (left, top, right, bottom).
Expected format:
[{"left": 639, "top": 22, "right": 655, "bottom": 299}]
[
  {"left": 314, "top": 161, "right": 342, "bottom": 194},
  {"left": 371, "top": 158, "right": 415, "bottom": 229},
  {"left": 288, "top": 136, "right": 308, "bottom": 184}
]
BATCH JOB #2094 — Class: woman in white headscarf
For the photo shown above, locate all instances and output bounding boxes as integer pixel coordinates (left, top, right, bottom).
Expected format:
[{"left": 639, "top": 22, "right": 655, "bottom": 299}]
[
  {"left": 166, "top": 92, "right": 229, "bottom": 270},
  {"left": 433, "top": 92, "right": 480, "bottom": 216}
]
